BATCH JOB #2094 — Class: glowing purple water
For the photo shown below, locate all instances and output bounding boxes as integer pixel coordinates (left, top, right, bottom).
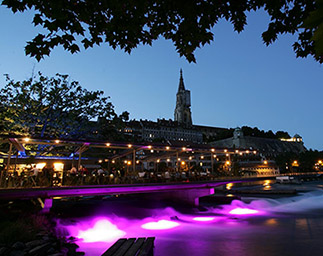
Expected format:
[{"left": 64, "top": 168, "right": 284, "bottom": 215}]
[
  {"left": 57, "top": 189, "right": 323, "bottom": 256},
  {"left": 141, "top": 219, "right": 180, "bottom": 230},
  {"left": 228, "top": 208, "right": 260, "bottom": 215}
]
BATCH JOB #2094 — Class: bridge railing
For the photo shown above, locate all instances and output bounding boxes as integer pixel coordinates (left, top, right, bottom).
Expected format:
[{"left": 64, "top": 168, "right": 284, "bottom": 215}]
[{"left": 0, "top": 171, "right": 322, "bottom": 189}]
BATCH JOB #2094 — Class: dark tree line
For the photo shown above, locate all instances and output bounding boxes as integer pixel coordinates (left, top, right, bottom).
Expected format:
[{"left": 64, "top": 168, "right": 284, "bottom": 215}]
[
  {"left": 207, "top": 126, "right": 292, "bottom": 142},
  {"left": 241, "top": 126, "right": 291, "bottom": 139},
  {"left": 275, "top": 150, "right": 323, "bottom": 173}
]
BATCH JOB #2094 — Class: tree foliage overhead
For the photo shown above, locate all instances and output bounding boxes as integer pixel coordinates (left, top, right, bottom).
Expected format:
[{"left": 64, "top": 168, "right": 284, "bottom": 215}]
[
  {"left": 2, "top": 0, "right": 322, "bottom": 63},
  {"left": 0, "top": 73, "right": 117, "bottom": 138}
]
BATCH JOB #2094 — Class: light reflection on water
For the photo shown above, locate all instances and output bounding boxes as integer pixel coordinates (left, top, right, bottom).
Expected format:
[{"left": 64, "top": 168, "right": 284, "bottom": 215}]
[{"left": 57, "top": 190, "right": 323, "bottom": 256}]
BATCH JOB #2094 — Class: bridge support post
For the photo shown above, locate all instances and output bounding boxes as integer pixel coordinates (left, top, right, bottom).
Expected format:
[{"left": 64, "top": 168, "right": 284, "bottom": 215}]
[
  {"left": 154, "top": 188, "right": 215, "bottom": 206},
  {"left": 39, "top": 198, "right": 53, "bottom": 213}
]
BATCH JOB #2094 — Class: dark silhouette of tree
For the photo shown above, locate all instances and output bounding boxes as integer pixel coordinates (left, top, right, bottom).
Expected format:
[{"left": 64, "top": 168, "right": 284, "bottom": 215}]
[
  {"left": 276, "top": 131, "right": 291, "bottom": 139},
  {"left": 241, "top": 126, "right": 291, "bottom": 139},
  {"left": 2, "top": 0, "right": 322, "bottom": 63},
  {"left": 0, "top": 73, "right": 117, "bottom": 139},
  {"left": 275, "top": 150, "right": 323, "bottom": 173}
]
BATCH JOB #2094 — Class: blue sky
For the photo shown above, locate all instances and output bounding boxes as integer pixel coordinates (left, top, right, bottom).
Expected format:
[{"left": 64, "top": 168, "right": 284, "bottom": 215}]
[{"left": 0, "top": 6, "right": 322, "bottom": 150}]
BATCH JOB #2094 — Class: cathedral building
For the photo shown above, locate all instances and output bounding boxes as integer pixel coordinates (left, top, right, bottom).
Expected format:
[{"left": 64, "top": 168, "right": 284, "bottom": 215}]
[
  {"left": 124, "top": 70, "right": 225, "bottom": 143},
  {"left": 124, "top": 70, "right": 305, "bottom": 155},
  {"left": 174, "top": 69, "right": 192, "bottom": 126}
]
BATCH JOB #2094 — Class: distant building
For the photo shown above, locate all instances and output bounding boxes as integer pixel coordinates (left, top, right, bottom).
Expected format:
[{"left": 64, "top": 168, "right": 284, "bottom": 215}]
[
  {"left": 124, "top": 118, "right": 203, "bottom": 143},
  {"left": 174, "top": 69, "right": 192, "bottom": 126},
  {"left": 211, "top": 127, "right": 306, "bottom": 156},
  {"left": 239, "top": 160, "right": 280, "bottom": 176},
  {"left": 124, "top": 70, "right": 226, "bottom": 143},
  {"left": 124, "top": 70, "right": 306, "bottom": 156}
]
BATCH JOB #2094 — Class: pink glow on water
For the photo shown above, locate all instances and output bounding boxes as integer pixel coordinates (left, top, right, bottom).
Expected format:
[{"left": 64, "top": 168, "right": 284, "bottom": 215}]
[
  {"left": 192, "top": 217, "right": 215, "bottom": 222},
  {"left": 141, "top": 219, "right": 180, "bottom": 230},
  {"left": 77, "top": 219, "right": 126, "bottom": 243},
  {"left": 229, "top": 208, "right": 259, "bottom": 215}
]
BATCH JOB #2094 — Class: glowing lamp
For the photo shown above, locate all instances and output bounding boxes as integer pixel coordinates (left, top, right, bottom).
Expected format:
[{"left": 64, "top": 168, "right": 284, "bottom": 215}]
[
  {"left": 193, "top": 217, "right": 215, "bottom": 222},
  {"left": 229, "top": 208, "right": 259, "bottom": 215},
  {"left": 141, "top": 220, "right": 180, "bottom": 230},
  {"left": 77, "top": 219, "right": 125, "bottom": 243},
  {"left": 53, "top": 162, "right": 64, "bottom": 172},
  {"left": 36, "top": 163, "right": 46, "bottom": 169}
]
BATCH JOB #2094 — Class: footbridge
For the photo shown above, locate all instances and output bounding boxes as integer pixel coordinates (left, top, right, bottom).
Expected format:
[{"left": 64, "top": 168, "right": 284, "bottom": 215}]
[{"left": 0, "top": 176, "right": 274, "bottom": 211}]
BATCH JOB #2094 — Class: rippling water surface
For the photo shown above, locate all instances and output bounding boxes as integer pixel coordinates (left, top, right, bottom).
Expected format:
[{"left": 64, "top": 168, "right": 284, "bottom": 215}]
[{"left": 55, "top": 183, "right": 323, "bottom": 256}]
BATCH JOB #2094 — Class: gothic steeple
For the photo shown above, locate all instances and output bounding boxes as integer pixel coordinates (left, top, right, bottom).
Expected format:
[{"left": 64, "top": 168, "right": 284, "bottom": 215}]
[
  {"left": 178, "top": 69, "right": 185, "bottom": 91},
  {"left": 174, "top": 69, "right": 192, "bottom": 126}
]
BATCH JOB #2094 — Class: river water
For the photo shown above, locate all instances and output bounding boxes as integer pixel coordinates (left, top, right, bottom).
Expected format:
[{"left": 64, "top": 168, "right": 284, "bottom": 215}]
[{"left": 54, "top": 181, "right": 323, "bottom": 256}]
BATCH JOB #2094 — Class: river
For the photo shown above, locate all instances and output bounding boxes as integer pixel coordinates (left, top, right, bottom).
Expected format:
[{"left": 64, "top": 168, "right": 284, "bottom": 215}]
[{"left": 54, "top": 181, "right": 323, "bottom": 256}]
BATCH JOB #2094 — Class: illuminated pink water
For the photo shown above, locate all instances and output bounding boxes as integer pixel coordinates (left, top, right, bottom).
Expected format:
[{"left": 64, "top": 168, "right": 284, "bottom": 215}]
[{"left": 57, "top": 190, "right": 323, "bottom": 255}]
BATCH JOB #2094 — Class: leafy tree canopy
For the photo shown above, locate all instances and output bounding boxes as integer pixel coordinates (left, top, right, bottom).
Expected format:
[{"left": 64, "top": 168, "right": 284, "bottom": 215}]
[
  {"left": 0, "top": 72, "right": 119, "bottom": 139},
  {"left": 241, "top": 126, "right": 291, "bottom": 139},
  {"left": 2, "top": 0, "right": 322, "bottom": 63}
]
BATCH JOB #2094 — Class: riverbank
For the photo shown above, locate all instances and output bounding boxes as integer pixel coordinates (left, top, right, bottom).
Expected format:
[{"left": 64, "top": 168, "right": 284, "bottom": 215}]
[{"left": 0, "top": 200, "right": 85, "bottom": 256}]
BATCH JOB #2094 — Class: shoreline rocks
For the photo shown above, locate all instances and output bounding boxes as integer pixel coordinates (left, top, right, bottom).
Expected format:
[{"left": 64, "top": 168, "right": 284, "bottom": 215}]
[{"left": 0, "top": 225, "right": 84, "bottom": 256}]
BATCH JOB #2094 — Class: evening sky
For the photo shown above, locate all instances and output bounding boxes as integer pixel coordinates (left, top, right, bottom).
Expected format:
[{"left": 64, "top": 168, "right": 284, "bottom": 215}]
[{"left": 0, "top": 7, "right": 322, "bottom": 150}]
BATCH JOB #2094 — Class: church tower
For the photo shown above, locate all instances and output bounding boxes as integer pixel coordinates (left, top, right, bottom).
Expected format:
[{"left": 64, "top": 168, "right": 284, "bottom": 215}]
[{"left": 174, "top": 69, "right": 192, "bottom": 126}]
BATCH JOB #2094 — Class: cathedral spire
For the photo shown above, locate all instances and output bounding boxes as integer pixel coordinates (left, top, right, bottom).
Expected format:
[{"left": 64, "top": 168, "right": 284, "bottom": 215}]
[
  {"left": 178, "top": 69, "right": 185, "bottom": 92},
  {"left": 174, "top": 68, "right": 192, "bottom": 126}
]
